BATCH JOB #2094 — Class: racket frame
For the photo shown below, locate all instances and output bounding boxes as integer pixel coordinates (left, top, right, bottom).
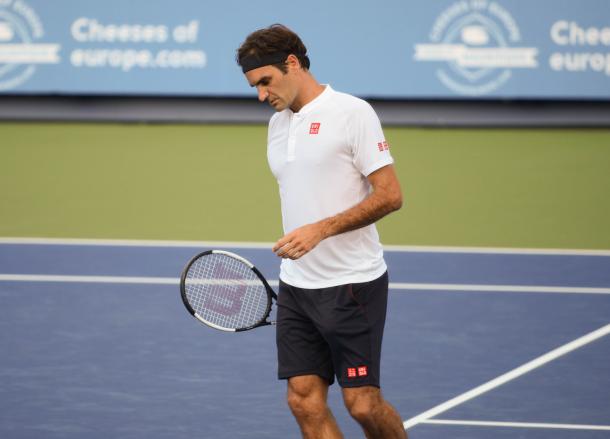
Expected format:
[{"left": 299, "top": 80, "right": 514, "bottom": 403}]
[{"left": 180, "top": 249, "right": 277, "bottom": 332}]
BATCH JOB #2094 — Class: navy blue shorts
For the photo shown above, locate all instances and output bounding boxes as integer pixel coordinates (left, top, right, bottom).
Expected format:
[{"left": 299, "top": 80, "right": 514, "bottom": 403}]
[{"left": 276, "top": 272, "right": 388, "bottom": 387}]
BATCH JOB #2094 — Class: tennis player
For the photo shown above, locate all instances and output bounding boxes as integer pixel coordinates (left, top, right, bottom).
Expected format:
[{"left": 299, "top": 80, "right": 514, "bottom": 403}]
[{"left": 236, "top": 24, "right": 407, "bottom": 439}]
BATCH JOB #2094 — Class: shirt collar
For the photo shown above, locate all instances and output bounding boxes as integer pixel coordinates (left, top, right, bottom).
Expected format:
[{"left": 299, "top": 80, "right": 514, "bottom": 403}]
[{"left": 292, "top": 84, "right": 333, "bottom": 116}]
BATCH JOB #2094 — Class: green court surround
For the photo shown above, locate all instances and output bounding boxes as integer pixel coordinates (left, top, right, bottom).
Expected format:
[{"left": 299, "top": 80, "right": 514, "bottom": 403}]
[{"left": 1, "top": 123, "right": 609, "bottom": 249}]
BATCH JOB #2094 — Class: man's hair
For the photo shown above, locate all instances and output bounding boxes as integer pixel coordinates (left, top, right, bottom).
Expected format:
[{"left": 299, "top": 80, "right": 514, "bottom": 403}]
[{"left": 236, "top": 24, "right": 310, "bottom": 73}]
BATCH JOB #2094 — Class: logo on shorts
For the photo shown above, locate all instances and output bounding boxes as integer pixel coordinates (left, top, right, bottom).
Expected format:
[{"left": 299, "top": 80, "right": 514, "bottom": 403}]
[
  {"left": 309, "top": 122, "right": 320, "bottom": 134},
  {"left": 347, "top": 365, "right": 368, "bottom": 379},
  {"left": 357, "top": 366, "right": 368, "bottom": 377}
]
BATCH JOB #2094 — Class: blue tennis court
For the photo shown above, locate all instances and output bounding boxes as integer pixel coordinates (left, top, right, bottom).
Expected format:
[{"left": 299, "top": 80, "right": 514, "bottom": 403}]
[{"left": 1, "top": 239, "right": 609, "bottom": 439}]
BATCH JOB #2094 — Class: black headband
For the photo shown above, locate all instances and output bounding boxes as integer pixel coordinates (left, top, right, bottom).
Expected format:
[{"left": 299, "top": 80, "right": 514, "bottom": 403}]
[{"left": 241, "top": 52, "right": 289, "bottom": 73}]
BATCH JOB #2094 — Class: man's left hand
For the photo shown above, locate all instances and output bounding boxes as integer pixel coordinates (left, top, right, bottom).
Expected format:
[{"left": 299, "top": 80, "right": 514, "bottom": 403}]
[{"left": 272, "top": 223, "right": 326, "bottom": 259}]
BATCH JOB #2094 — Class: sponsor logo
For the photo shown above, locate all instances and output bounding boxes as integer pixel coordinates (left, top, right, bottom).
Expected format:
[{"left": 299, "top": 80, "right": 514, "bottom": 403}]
[
  {"left": 0, "top": 0, "right": 61, "bottom": 90},
  {"left": 347, "top": 366, "right": 368, "bottom": 379},
  {"left": 414, "top": 0, "right": 538, "bottom": 96},
  {"left": 309, "top": 122, "right": 321, "bottom": 134},
  {"left": 69, "top": 18, "right": 207, "bottom": 72},
  {"left": 549, "top": 21, "right": 610, "bottom": 77},
  {"left": 202, "top": 262, "right": 246, "bottom": 317},
  {"left": 377, "top": 141, "right": 389, "bottom": 152}
]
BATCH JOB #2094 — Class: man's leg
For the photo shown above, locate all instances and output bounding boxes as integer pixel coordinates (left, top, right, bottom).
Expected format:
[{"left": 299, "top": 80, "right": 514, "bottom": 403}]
[
  {"left": 342, "top": 386, "right": 407, "bottom": 439},
  {"left": 287, "top": 375, "right": 343, "bottom": 439}
]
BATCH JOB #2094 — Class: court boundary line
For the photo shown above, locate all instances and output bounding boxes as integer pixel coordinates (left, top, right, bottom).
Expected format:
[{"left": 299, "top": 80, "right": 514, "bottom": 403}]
[
  {"left": 0, "top": 274, "right": 179, "bottom": 285},
  {"left": 422, "top": 419, "right": 610, "bottom": 431},
  {"left": 1, "top": 274, "right": 609, "bottom": 295},
  {"left": 1, "top": 237, "right": 609, "bottom": 256},
  {"left": 402, "top": 323, "right": 610, "bottom": 430},
  {"left": 392, "top": 283, "right": 610, "bottom": 295}
]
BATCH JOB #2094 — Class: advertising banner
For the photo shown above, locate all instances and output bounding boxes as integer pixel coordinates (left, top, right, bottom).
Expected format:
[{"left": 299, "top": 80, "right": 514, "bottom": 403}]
[{"left": 0, "top": 0, "right": 609, "bottom": 98}]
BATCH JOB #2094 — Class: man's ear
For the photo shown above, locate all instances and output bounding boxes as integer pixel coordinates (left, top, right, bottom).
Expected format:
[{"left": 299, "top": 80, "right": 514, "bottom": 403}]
[{"left": 285, "top": 54, "right": 300, "bottom": 70}]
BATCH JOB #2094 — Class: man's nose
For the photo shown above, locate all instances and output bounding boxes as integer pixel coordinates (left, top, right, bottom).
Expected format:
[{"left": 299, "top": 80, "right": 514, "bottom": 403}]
[{"left": 257, "top": 87, "right": 268, "bottom": 102}]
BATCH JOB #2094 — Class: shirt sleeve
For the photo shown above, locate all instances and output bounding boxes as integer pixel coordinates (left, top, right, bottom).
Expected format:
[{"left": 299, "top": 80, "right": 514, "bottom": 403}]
[{"left": 348, "top": 100, "right": 394, "bottom": 177}]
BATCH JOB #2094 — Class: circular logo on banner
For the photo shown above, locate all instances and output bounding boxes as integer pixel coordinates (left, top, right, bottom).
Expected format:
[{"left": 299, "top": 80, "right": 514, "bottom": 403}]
[
  {"left": 0, "top": 0, "right": 60, "bottom": 91},
  {"left": 414, "top": 0, "right": 538, "bottom": 96}
]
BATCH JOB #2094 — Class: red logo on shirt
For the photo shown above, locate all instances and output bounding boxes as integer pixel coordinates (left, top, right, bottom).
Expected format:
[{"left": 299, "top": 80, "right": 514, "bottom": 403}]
[
  {"left": 377, "top": 141, "right": 389, "bottom": 151},
  {"left": 357, "top": 366, "right": 368, "bottom": 377},
  {"left": 309, "top": 122, "right": 321, "bottom": 134},
  {"left": 347, "top": 368, "right": 357, "bottom": 378}
]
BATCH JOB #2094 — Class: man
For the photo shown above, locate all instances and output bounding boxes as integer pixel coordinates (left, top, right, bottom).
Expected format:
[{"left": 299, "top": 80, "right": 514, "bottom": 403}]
[{"left": 236, "top": 24, "right": 407, "bottom": 439}]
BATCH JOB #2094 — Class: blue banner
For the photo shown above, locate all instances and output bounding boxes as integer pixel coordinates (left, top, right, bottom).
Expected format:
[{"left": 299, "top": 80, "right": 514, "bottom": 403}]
[{"left": 1, "top": 0, "right": 609, "bottom": 98}]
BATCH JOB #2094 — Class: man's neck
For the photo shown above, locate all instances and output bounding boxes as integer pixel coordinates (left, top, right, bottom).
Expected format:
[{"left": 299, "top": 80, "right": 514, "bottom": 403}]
[{"left": 290, "top": 73, "right": 325, "bottom": 113}]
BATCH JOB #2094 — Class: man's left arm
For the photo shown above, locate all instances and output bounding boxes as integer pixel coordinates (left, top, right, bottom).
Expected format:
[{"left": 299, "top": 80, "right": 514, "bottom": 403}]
[{"left": 273, "top": 164, "right": 402, "bottom": 259}]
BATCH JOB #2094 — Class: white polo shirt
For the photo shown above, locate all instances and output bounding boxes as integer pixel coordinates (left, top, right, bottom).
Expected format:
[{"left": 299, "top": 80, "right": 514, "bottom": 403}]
[{"left": 267, "top": 85, "right": 394, "bottom": 289}]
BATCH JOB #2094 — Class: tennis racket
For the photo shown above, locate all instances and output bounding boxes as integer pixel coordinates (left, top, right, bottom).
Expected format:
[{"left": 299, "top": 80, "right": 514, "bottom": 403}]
[{"left": 180, "top": 250, "right": 277, "bottom": 332}]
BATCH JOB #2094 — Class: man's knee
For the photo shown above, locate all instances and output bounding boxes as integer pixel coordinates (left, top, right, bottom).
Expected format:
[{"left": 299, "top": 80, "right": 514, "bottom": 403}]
[
  {"left": 343, "top": 386, "right": 382, "bottom": 424},
  {"left": 287, "top": 375, "right": 329, "bottom": 420}
]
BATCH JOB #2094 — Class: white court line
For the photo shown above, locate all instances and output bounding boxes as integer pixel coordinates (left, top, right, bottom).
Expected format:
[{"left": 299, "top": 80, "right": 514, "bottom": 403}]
[
  {"left": 422, "top": 419, "right": 610, "bottom": 431},
  {"left": 1, "top": 237, "right": 609, "bottom": 256},
  {"left": 1, "top": 274, "right": 610, "bottom": 295},
  {"left": 384, "top": 244, "right": 610, "bottom": 256},
  {"left": 0, "top": 237, "right": 273, "bottom": 249},
  {"left": 0, "top": 274, "right": 179, "bottom": 285},
  {"left": 402, "top": 323, "right": 610, "bottom": 430},
  {"left": 0, "top": 274, "right": 281, "bottom": 287},
  {"left": 392, "top": 283, "right": 610, "bottom": 295}
]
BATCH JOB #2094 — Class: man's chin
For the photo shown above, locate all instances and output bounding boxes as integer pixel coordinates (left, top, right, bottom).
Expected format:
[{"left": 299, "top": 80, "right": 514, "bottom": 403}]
[{"left": 270, "top": 100, "right": 287, "bottom": 112}]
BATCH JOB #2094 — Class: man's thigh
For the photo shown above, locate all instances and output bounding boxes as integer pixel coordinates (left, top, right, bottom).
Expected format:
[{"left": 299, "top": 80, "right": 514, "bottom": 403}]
[{"left": 276, "top": 281, "right": 335, "bottom": 384}]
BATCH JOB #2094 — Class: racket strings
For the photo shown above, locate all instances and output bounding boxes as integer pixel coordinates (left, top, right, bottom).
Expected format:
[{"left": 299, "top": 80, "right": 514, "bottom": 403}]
[{"left": 184, "top": 253, "right": 269, "bottom": 330}]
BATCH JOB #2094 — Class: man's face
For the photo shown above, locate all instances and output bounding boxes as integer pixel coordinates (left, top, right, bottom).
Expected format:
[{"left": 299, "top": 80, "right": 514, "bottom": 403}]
[{"left": 245, "top": 64, "right": 298, "bottom": 112}]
